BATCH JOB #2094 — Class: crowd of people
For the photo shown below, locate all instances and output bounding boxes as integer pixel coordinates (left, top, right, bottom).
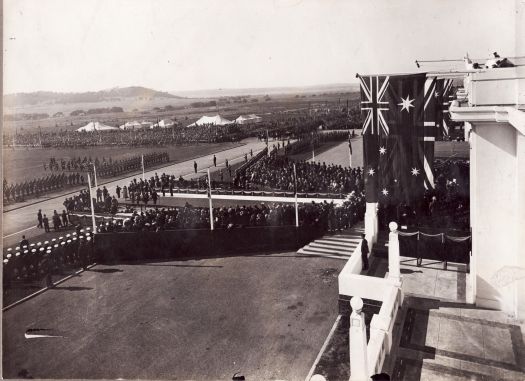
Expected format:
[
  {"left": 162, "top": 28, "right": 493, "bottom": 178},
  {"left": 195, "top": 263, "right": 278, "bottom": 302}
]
[
  {"left": 3, "top": 173, "right": 85, "bottom": 203},
  {"left": 3, "top": 105, "right": 360, "bottom": 149},
  {"left": 63, "top": 186, "right": 119, "bottom": 214},
  {"left": 2, "top": 124, "right": 245, "bottom": 147},
  {"left": 234, "top": 155, "right": 363, "bottom": 194},
  {"left": 378, "top": 159, "right": 470, "bottom": 230},
  {"left": 97, "top": 193, "right": 365, "bottom": 233}
]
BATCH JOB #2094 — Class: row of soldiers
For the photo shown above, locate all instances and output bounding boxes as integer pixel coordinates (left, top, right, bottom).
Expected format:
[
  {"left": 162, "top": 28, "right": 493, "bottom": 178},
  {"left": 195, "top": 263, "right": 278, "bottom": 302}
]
[
  {"left": 3, "top": 229, "right": 95, "bottom": 289},
  {"left": 94, "top": 152, "right": 169, "bottom": 178},
  {"left": 3, "top": 173, "right": 85, "bottom": 203}
]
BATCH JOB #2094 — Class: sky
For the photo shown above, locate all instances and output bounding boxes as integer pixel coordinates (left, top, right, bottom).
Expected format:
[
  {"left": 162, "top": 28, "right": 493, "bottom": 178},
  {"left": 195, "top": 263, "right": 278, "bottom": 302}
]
[{"left": 3, "top": 0, "right": 516, "bottom": 94}]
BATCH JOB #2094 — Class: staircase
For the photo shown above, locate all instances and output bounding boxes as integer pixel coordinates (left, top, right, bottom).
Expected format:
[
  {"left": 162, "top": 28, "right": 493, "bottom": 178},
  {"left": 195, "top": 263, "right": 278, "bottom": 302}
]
[{"left": 297, "top": 222, "right": 364, "bottom": 260}]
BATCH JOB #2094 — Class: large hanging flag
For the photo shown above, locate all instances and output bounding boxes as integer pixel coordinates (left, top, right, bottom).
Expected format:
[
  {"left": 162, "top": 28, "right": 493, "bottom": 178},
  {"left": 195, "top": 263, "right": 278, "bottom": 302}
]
[{"left": 360, "top": 73, "right": 429, "bottom": 205}]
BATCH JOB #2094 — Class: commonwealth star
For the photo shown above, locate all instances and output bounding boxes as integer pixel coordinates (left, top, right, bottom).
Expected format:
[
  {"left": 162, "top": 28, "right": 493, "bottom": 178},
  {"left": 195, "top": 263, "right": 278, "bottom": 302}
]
[{"left": 398, "top": 95, "right": 415, "bottom": 113}]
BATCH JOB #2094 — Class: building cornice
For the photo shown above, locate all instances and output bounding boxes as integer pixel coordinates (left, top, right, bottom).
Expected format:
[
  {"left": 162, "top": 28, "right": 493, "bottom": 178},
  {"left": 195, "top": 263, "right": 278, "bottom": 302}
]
[{"left": 450, "top": 102, "right": 525, "bottom": 135}]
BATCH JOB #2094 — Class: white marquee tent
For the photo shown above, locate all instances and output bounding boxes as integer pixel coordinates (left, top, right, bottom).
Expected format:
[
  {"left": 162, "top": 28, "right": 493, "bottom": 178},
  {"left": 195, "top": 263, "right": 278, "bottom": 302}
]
[
  {"left": 187, "top": 115, "right": 233, "bottom": 127},
  {"left": 152, "top": 119, "right": 175, "bottom": 128},
  {"left": 76, "top": 122, "right": 119, "bottom": 132},
  {"left": 235, "top": 114, "right": 262, "bottom": 124},
  {"left": 119, "top": 121, "right": 143, "bottom": 130}
]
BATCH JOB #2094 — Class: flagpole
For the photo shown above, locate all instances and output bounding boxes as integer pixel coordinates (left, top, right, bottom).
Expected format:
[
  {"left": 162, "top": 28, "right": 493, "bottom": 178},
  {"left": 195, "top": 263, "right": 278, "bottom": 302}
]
[
  {"left": 348, "top": 132, "right": 353, "bottom": 168},
  {"left": 141, "top": 154, "right": 145, "bottom": 181},
  {"left": 92, "top": 163, "right": 98, "bottom": 188},
  {"left": 207, "top": 168, "right": 214, "bottom": 231},
  {"left": 293, "top": 163, "right": 299, "bottom": 227},
  {"left": 87, "top": 173, "right": 97, "bottom": 233}
]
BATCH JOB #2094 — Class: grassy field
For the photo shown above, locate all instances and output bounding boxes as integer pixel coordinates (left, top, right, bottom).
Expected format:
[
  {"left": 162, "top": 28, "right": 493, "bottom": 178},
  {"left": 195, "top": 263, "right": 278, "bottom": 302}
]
[{"left": 2, "top": 142, "right": 243, "bottom": 184}]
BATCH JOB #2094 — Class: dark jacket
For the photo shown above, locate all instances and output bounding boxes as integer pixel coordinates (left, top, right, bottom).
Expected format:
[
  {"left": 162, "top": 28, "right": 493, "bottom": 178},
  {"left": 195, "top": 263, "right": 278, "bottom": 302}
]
[{"left": 361, "top": 238, "right": 369, "bottom": 255}]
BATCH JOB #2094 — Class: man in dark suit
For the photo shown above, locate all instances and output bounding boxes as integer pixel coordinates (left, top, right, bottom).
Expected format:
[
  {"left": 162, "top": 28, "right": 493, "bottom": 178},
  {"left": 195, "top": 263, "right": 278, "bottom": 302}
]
[
  {"left": 37, "top": 210, "right": 43, "bottom": 228},
  {"left": 361, "top": 233, "right": 369, "bottom": 271}
]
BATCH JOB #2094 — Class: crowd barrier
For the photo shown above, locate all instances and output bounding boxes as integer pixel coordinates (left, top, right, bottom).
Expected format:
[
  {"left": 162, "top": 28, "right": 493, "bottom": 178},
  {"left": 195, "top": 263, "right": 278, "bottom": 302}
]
[
  {"left": 398, "top": 228, "right": 471, "bottom": 268},
  {"left": 157, "top": 187, "right": 346, "bottom": 199},
  {"left": 95, "top": 225, "right": 325, "bottom": 262}
]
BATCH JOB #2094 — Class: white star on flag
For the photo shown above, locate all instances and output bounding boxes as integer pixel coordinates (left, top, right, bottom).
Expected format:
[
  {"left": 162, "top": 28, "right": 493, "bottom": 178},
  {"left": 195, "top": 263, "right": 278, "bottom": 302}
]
[
  {"left": 411, "top": 167, "right": 420, "bottom": 176},
  {"left": 368, "top": 168, "right": 375, "bottom": 176},
  {"left": 398, "top": 95, "right": 415, "bottom": 113},
  {"left": 379, "top": 147, "right": 386, "bottom": 155},
  {"left": 381, "top": 188, "right": 389, "bottom": 196}
]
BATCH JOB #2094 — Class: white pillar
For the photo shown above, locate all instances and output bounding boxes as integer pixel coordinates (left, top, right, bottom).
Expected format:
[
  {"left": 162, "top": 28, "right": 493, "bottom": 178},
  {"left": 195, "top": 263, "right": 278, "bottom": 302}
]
[
  {"left": 388, "top": 221, "right": 401, "bottom": 284},
  {"left": 365, "top": 202, "right": 378, "bottom": 245},
  {"left": 349, "top": 297, "right": 368, "bottom": 381}
]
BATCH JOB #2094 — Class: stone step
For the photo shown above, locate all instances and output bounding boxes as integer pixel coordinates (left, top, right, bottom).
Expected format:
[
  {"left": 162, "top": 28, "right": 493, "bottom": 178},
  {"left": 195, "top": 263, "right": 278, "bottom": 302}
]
[
  {"left": 298, "top": 248, "right": 352, "bottom": 260},
  {"left": 302, "top": 245, "right": 352, "bottom": 256},
  {"left": 309, "top": 242, "right": 356, "bottom": 252},
  {"left": 314, "top": 239, "right": 359, "bottom": 248},
  {"left": 321, "top": 236, "right": 361, "bottom": 244}
]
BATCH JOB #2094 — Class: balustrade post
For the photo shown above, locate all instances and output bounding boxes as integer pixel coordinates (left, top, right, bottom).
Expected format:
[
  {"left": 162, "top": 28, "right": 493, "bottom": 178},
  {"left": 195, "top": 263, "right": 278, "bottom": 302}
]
[
  {"left": 349, "top": 297, "right": 369, "bottom": 381},
  {"left": 388, "top": 221, "right": 401, "bottom": 284}
]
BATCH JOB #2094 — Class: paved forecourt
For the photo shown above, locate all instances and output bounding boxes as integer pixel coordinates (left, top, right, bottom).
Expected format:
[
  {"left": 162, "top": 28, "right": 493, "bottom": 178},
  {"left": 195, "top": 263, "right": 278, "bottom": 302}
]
[
  {"left": 3, "top": 253, "right": 345, "bottom": 380},
  {"left": 2, "top": 138, "right": 267, "bottom": 243}
]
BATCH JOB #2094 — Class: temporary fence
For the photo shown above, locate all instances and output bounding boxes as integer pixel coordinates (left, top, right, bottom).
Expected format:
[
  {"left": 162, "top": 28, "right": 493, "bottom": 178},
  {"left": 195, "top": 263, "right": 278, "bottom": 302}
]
[{"left": 398, "top": 228, "right": 471, "bottom": 269}]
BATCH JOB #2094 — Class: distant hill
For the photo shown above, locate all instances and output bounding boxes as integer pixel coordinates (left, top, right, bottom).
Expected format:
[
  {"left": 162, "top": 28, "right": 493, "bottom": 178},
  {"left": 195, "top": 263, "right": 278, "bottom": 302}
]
[
  {"left": 4, "top": 86, "right": 182, "bottom": 107},
  {"left": 173, "top": 83, "right": 360, "bottom": 98}
]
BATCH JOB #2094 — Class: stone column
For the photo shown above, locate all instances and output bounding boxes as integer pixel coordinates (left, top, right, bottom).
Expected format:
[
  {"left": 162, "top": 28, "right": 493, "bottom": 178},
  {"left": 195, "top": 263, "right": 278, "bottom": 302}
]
[
  {"left": 388, "top": 222, "right": 401, "bottom": 284},
  {"left": 365, "top": 202, "right": 378, "bottom": 246},
  {"left": 349, "top": 297, "right": 368, "bottom": 381}
]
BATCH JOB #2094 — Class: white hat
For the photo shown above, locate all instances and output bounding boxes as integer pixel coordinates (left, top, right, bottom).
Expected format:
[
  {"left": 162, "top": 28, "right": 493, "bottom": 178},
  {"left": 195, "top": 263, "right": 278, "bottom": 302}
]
[
  {"left": 54, "top": 244, "right": 59, "bottom": 248},
  {"left": 3, "top": 259, "right": 8, "bottom": 264},
  {"left": 66, "top": 234, "right": 71, "bottom": 238},
  {"left": 67, "top": 240, "right": 72, "bottom": 244},
  {"left": 86, "top": 237, "right": 92, "bottom": 241},
  {"left": 7, "top": 248, "right": 12, "bottom": 252},
  {"left": 16, "top": 252, "right": 21, "bottom": 257},
  {"left": 7, "top": 254, "right": 12, "bottom": 259},
  {"left": 61, "top": 242, "right": 66, "bottom": 246},
  {"left": 15, "top": 247, "right": 20, "bottom": 251},
  {"left": 44, "top": 241, "right": 49, "bottom": 245},
  {"left": 31, "top": 249, "right": 37, "bottom": 253}
]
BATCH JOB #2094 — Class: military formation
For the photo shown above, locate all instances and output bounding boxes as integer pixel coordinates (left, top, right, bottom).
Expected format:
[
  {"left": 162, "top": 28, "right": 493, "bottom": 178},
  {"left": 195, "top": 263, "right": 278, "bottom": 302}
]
[
  {"left": 3, "top": 229, "right": 95, "bottom": 289},
  {"left": 3, "top": 173, "right": 85, "bottom": 203}
]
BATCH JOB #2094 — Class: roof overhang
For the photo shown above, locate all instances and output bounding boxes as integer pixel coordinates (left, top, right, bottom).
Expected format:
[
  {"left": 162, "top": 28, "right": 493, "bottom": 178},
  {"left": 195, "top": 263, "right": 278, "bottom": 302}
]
[{"left": 450, "top": 102, "right": 525, "bottom": 136}]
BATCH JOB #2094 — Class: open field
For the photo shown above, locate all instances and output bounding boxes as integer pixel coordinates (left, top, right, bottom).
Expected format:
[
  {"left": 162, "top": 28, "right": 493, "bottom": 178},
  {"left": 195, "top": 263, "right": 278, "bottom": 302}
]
[
  {"left": 3, "top": 254, "right": 344, "bottom": 380},
  {"left": 2, "top": 142, "right": 243, "bottom": 184}
]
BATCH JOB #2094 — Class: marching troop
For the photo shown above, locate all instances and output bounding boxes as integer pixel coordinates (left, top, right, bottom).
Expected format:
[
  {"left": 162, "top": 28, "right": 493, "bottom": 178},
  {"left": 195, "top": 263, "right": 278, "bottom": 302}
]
[{"left": 3, "top": 229, "right": 95, "bottom": 289}]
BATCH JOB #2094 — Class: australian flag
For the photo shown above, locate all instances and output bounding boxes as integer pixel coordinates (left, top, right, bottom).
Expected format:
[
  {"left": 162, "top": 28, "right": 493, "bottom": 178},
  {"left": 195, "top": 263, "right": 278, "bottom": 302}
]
[{"left": 360, "top": 73, "right": 436, "bottom": 205}]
